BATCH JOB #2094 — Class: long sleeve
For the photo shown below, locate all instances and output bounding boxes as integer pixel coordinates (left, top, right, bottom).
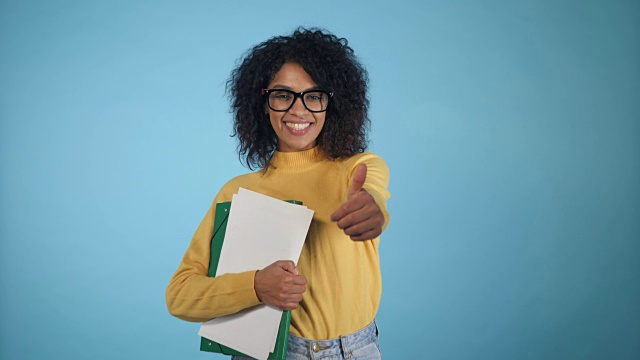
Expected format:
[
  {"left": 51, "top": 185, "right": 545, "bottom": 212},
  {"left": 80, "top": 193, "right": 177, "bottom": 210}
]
[
  {"left": 350, "top": 153, "right": 391, "bottom": 232},
  {"left": 165, "top": 199, "right": 261, "bottom": 322}
]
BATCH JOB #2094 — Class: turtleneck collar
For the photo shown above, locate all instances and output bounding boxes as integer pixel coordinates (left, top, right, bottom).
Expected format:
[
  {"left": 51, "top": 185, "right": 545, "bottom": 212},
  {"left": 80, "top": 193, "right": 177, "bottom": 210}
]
[{"left": 268, "top": 146, "right": 326, "bottom": 171}]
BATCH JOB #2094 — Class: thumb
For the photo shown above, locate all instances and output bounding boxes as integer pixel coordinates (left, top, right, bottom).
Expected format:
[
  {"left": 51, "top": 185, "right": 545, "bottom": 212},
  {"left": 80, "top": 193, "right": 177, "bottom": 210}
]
[
  {"left": 279, "top": 260, "right": 299, "bottom": 275},
  {"left": 348, "top": 163, "right": 367, "bottom": 199}
]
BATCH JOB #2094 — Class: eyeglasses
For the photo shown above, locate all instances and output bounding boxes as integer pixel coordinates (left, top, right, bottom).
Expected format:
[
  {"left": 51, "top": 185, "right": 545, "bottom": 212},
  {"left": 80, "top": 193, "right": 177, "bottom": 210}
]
[{"left": 261, "top": 88, "right": 333, "bottom": 113}]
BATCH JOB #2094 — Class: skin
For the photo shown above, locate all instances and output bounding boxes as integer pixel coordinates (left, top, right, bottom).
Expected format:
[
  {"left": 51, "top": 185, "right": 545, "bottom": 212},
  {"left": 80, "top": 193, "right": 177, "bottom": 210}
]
[
  {"left": 254, "top": 260, "right": 307, "bottom": 311},
  {"left": 266, "top": 62, "right": 326, "bottom": 153},
  {"left": 254, "top": 62, "right": 385, "bottom": 311}
]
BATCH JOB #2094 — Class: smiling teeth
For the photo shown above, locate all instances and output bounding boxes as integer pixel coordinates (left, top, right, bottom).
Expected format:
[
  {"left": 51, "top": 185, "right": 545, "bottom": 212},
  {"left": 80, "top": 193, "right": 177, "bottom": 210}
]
[{"left": 286, "top": 122, "right": 310, "bottom": 130}]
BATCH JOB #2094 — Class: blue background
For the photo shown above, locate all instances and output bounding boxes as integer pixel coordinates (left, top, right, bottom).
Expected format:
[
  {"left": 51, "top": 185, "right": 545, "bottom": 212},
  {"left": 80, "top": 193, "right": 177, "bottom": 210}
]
[{"left": 1, "top": 0, "right": 638, "bottom": 359}]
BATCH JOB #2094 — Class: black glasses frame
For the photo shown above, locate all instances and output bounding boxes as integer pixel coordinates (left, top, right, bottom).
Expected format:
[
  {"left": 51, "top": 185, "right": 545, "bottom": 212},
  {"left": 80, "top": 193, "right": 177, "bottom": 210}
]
[{"left": 261, "top": 88, "right": 333, "bottom": 113}]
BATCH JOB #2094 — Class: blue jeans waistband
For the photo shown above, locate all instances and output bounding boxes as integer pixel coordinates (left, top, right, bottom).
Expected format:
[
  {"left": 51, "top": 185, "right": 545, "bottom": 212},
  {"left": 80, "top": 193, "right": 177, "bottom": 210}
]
[{"left": 287, "top": 320, "right": 379, "bottom": 359}]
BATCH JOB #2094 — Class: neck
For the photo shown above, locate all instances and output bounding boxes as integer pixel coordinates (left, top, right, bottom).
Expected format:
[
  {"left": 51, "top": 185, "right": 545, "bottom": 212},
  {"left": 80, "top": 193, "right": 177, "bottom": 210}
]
[{"left": 268, "top": 147, "right": 326, "bottom": 171}]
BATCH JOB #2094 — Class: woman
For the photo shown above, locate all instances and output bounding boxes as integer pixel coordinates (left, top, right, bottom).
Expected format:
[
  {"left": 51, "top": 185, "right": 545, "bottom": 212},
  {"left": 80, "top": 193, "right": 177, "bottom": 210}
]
[{"left": 166, "top": 28, "right": 390, "bottom": 359}]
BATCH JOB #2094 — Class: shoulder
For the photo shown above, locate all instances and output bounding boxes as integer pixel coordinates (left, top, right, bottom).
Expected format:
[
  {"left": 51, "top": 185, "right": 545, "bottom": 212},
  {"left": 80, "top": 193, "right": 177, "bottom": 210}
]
[
  {"left": 341, "top": 152, "right": 389, "bottom": 175},
  {"left": 213, "top": 171, "right": 262, "bottom": 203}
]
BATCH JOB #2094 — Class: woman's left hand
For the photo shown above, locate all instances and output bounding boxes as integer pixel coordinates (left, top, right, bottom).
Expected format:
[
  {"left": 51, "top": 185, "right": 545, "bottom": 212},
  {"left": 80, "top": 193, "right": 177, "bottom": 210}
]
[{"left": 330, "top": 164, "right": 385, "bottom": 241}]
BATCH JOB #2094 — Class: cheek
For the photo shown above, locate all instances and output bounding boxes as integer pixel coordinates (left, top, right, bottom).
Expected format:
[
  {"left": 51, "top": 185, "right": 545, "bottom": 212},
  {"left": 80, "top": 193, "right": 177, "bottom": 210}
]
[
  {"left": 268, "top": 111, "right": 283, "bottom": 128},
  {"left": 314, "top": 115, "right": 326, "bottom": 132}
]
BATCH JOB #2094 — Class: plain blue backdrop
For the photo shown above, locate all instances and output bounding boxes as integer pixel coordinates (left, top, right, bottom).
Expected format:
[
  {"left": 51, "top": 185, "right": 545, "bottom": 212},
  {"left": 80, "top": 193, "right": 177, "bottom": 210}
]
[{"left": 1, "top": 0, "right": 638, "bottom": 359}]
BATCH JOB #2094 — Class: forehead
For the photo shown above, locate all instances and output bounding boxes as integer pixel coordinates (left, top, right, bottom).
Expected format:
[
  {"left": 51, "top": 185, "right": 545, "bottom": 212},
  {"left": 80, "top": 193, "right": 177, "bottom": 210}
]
[{"left": 268, "top": 63, "right": 318, "bottom": 90}]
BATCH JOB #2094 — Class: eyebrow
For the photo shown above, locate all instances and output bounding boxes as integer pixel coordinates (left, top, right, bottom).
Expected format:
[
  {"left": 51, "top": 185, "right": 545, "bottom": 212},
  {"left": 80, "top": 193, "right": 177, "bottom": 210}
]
[{"left": 269, "top": 84, "right": 323, "bottom": 92}]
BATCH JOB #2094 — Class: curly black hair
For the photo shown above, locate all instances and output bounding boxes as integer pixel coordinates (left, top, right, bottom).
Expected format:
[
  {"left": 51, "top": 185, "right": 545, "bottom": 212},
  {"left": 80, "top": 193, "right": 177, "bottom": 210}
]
[{"left": 227, "top": 27, "right": 370, "bottom": 170}]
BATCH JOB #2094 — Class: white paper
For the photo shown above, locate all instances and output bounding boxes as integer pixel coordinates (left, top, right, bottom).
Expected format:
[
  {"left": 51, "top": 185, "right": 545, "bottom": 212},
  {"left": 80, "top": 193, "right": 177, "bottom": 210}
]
[{"left": 198, "top": 188, "right": 314, "bottom": 360}]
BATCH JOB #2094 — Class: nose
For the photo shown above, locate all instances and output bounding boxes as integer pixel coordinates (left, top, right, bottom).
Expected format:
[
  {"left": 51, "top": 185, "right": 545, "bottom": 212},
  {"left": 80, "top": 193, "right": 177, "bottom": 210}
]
[{"left": 289, "top": 95, "right": 308, "bottom": 115}]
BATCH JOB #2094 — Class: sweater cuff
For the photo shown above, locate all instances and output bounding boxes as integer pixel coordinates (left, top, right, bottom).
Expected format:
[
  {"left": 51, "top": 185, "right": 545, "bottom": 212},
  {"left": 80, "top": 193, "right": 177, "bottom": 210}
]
[
  {"left": 236, "top": 270, "right": 262, "bottom": 308},
  {"left": 365, "top": 188, "right": 390, "bottom": 232}
]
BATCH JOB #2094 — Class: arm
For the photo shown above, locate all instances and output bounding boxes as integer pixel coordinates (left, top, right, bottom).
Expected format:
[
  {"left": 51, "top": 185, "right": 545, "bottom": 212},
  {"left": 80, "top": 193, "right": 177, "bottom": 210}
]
[
  {"left": 166, "top": 198, "right": 307, "bottom": 321},
  {"left": 165, "top": 202, "right": 261, "bottom": 322}
]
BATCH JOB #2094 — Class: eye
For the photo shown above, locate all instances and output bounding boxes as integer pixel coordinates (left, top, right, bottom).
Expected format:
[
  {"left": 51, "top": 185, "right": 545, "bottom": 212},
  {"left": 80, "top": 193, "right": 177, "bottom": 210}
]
[
  {"left": 305, "top": 92, "right": 325, "bottom": 102},
  {"left": 272, "top": 91, "right": 292, "bottom": 100}
]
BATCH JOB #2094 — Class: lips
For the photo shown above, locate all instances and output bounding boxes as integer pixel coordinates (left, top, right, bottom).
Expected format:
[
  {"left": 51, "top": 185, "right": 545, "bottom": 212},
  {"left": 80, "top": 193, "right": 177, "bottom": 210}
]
[{"left": 275, "top": 118, "right": 321, "bottom": 151}]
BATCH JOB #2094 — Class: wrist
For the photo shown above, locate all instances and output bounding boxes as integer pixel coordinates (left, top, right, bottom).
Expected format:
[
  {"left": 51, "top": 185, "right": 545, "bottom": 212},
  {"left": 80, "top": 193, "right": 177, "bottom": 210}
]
[{"left": 253, "top": 270, "right": 263, "bottom": 303}]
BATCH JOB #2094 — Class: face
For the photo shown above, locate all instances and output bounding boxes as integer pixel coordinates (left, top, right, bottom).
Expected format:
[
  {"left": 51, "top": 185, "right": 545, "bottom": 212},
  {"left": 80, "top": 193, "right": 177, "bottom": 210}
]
[{"left": 266, "top": 63, "right": 326, "bottom": 152}]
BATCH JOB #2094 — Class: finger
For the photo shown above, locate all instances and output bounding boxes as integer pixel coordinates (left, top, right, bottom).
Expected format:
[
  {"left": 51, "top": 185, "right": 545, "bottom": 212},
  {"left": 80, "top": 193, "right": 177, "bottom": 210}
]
[
  {"left": 348, "top": 218, "right": 383, "bottom": 239},
  {"left": 331, "top": 203, "right": 360, "bottom": 223},
  {"left": 330, "top": 206, "right": 345, "bottom": 222},
  {"left": 282, "top": 302, "right": 300, "bottom": 310},
  {"left": 278, "top": 260, "right": 299, "bottom": 275},
  {"left": 292, "top": 275, "right": 306, "bottom": 285},
  {"left": 342, "top": 219, "right": 376, "bottom": 237},
  {"left": 341, "top": 199, "right": 383, "bottom": 229},
  {"left": 342, "top": 206, "right": 384, "bottom": 239},
  {"left": 292, "top": 275, "right": 307, "bottom": 286},
  {"left": 347, "top": 163, "right": 367, "bottom": 199},
  {"left": 287, "top": 284, "right": 306, "bottom": 295},
  {"left": 334, "top": 192, "right": 373, "bottom": 225},
  {"left": 331, "top": 192, "right": 367, "bottom": 222},
  {"left": 349, "top": 228, "right": 381, "bottom": 241},
  {"left": 336, "top": 203, "right": 373, "bottom": 230},
  {"left": 281, "top": 292, "right": 303, "bottom": 306}
]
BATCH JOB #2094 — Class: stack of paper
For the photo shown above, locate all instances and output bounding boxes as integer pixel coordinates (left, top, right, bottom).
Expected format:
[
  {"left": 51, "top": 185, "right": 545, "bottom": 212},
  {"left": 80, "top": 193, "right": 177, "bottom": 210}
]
[{"left": 198, "top": 188, "right": 314, "bottom": 360}]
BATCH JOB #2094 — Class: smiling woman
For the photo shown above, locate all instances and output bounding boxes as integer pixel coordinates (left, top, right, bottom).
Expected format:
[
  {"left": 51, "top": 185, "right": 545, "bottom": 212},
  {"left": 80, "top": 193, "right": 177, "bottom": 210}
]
[{"left": 166, "top": 28, "right": 390, "bottom": 360}]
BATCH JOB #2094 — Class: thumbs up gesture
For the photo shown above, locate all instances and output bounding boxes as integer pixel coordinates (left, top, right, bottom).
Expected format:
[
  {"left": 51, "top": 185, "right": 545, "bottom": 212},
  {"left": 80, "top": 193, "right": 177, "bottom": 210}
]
[{"left": 330, "top": 164, "right": 385, "bottom": 241}]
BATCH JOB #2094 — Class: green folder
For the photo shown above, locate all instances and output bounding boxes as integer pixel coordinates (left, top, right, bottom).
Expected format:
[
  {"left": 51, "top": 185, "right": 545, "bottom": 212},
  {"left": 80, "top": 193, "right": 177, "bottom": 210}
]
[{"left": 200, "top": 200, "right": 301, "bottom": 359}]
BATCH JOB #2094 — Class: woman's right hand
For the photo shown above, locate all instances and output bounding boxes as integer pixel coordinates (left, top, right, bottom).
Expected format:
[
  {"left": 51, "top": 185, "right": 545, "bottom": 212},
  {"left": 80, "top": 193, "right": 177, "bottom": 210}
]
[{"left": 254, "top": 260, "right": 306, "bottom": 310}]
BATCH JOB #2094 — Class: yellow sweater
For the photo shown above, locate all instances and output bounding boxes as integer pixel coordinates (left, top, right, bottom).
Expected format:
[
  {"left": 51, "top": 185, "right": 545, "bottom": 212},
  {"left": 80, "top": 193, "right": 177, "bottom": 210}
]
[{"left": 166, "top": 147, "right": 390, "bottom": 340}]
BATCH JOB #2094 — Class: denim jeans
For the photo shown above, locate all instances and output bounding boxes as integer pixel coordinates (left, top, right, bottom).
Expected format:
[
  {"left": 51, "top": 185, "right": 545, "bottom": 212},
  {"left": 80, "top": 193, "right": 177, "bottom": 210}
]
[{"left": 231, "top": 320, "right": 381, "bottom": 360}]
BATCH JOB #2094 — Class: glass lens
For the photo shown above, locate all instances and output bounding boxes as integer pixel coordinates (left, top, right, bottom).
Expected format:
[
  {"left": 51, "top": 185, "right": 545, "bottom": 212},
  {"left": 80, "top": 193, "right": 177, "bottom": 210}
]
[
  {"left": 268, "top": 90, "right": 295, "bottom": 111},
  {"left": 303, "top": 91, "right": 329, "bottom": 112}
]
